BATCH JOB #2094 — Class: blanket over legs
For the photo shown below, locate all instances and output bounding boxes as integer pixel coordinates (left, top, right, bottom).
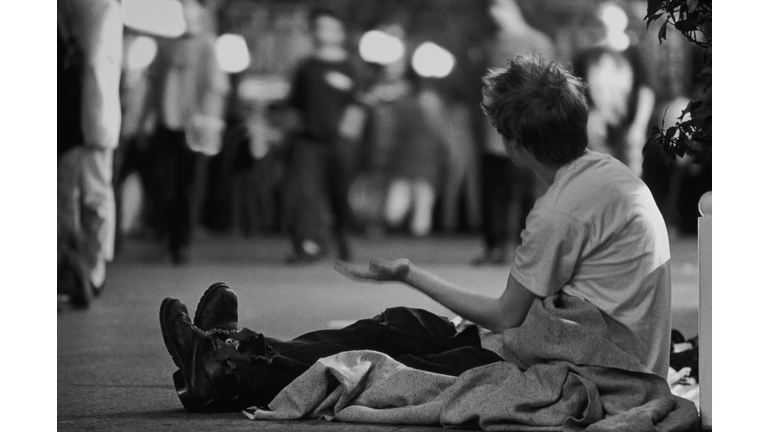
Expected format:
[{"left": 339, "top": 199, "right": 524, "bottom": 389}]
[{"left": 244, "top": 293, "right": 699, "bottom": 431}]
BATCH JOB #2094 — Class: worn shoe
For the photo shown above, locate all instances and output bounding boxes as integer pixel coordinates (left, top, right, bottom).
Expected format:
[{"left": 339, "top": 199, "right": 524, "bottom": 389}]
[
  {"left": 159, "top": 298, "right": 239, "bottom": 412},
  {"left": 194, "top": 282, "right": 238, "bottom": 332}
]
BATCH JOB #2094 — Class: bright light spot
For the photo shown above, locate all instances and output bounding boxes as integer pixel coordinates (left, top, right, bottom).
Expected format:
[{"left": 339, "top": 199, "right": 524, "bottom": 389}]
[
  {"left": 606, "top": 31, "right": 630, "bottom": 51},
  {"left": 411, "top": 42, "right": 455, "bottom": 78},
  {"left": 126, "top": 36, "right": 158, "bottom": 70},
  {"left": 122, "top": 0, "right": 186, "bottom": 38},
  {"left": 238, "top": 76, "right": 290, "bottom": 101},
  {"left": 215, "top": 34, "right": 250, "bottom": 73},
  {"left": 358, "top": 30, "right": 405, "bottom": 65},
  {"left": 600, "top": 2, "right": 629, "bottom": 33}
]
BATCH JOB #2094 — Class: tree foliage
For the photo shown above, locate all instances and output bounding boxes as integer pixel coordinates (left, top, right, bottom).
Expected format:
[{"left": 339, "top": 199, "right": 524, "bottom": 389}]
[{"left": 645, "top": 0, "right": 711, "bottom": 164}]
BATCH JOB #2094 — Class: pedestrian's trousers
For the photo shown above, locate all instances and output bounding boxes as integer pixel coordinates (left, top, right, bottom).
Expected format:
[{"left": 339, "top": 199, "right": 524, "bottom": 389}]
[{"left": 57, "top": 146, "right": 115, "bottom": 274}]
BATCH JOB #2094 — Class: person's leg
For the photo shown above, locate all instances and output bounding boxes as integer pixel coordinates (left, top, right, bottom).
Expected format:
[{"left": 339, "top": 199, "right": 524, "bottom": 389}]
[
  {"left": 224, "top": 307, "right": 501, "bottom": 408},
  {"left": 269, "top": 306, "right": 498, "bottom": 372},
  {"left": 148, "top": 129, "right": 174, "bottom": 243},
  {"left": 327, "top": 148, "right": 354, "bottom": 260},
  {"left": 286, "top": 140, "right": 327, "bottom": 261},
  {"left": 162, "top": 286, "right": 504, "bottom": 412},
  {"left": 168, "top": 133, "right": 197, "bottom": 264},
  {"left": 410, "top": 179, "right": 436, "bottom": 237},
  {"left": 58, "top": 148, "right": 82, "bottom": 258},
  {"left": 384, "top": 178, "right": 412, "bottom": 229},
  {"left": 58, "top": 148, "right": 91, "bottom": 305},
  {"left": 475, "top": 154, "right": 513, "bottom": 264},
  {"left": 79, "top": 147, "right": 115, "bottom": 291}
]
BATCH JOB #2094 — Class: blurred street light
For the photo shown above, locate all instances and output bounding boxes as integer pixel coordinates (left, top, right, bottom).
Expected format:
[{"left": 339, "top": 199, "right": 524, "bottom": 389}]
[
  {"left": 359, "top": 30, "right": 405, "bottom": 65},
  {"left": 126, "top": 35, "right": 158, "bottom": 70},
  {"left": 411, "top": 42, "right": 455, "bottom": 78},
  {"left": 122, "top": 0, "right": 186, "bottom": 38},
  {"left": 600, "top": 2, "right": 630, "bottom": 51},
  {"left": 215, "top": 34, "right": 250, "bottom": 73}
]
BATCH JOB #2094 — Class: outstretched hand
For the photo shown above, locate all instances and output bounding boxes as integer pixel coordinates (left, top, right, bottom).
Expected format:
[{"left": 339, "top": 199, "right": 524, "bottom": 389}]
[{"left": 334, "top": 258, "right": 411, "bottom": 283}]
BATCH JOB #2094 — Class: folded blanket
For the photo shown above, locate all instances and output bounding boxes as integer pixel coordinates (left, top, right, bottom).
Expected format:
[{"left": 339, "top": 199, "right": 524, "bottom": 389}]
[{"left": 244, "top": 293, "right": 698, "bottom": 431}]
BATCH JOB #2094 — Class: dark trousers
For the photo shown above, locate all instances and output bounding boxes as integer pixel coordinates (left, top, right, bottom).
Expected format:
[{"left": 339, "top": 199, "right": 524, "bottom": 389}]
[
  {"left": 233, "top": 307, "right": 504, "bottom": 408},
  {"left": 480, "top": 154, "right": 536, "bottom": 251},
  {"left": 480, "top": 154, "right": 514, "bottom": 251},
  {"left": 283, "top": 139, "right": 353, "bottom": 260},
  {"left": 149, "top": 126, "right": 198, "bottom": 259}
]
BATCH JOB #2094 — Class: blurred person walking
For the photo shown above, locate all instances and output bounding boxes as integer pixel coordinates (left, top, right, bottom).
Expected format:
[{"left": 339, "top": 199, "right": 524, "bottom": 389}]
[
  {"left": 380, "top": 84, "right": 446, "bottom": 237},
  {"left": 472, "top": 0, "right": 553, "bottom": 266},
  {"left": 572, "top": 45, "right": 655, "bottom": 177},
  {"left": 282, "top": 8, "right": 363, "bottom": 263},
  {"left": 58, "top": 0, "right": 122, "bottom": 307},
  {"left": 139, "top": 0, "right": 229, "bottom": 265}
]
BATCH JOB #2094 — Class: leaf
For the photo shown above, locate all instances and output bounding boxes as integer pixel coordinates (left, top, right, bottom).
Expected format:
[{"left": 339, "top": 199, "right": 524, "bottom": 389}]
[
  {"left": 658, "top": 21, "right": 668, "bottom": 43},
  {"left": 647, "top": 0, "right": 664, "bottom": 17},
  {"left": 687, "top": 0, "right": 700, "bottom": 11},
  {"left": 693, "top": 105, "right": 712, "bottom": 118},
  {"left": 665, "top": 126, "right": 678, "bottom": 140},
  {"left": 645, "top": 12, "right": 663, "bottom": 28}
]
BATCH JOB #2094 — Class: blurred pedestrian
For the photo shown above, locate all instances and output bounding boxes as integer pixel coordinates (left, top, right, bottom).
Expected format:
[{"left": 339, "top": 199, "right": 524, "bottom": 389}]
[
  {"left": 572, "top": 45, "right": 655, "bottom": 177},
  {"left": 283, "top": 8, "right": 364, "bottom": 263},
  {"left": 381, "top": 84, "right": 446, "bottom": 237},
  {"left": 57, "top": 0, "right": 122, "bottom": 307},
  {"left": 473, "top": 0, "right": 553, "bottom": 266},
  {"left": 139, "top": 0, "right": 229, "bottom": 264}
]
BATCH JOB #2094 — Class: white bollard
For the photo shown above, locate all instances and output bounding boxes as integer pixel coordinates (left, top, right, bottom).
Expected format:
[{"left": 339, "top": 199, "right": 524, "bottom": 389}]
[{"left": 698, "top": 191, "right": 712, "bottom": 430}]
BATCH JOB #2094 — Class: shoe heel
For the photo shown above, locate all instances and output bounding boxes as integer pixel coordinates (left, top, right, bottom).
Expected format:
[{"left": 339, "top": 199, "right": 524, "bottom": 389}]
[
  {"left": 172, "top": 369, "right": 199, "bottom": 412},
  {"left": 172, "top": 369, "right": 239, "bottom": 413}
]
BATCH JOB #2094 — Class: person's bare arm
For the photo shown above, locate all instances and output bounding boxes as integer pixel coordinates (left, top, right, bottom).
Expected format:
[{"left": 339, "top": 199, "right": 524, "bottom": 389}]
[{"left": 335, "top": 259, "right": 539, "bottom": 333}]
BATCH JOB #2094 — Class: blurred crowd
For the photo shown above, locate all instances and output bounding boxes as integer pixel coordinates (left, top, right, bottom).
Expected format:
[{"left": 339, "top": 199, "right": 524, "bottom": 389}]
[{"left": 59, "top": 0, "right": 711, "bottom": 304}]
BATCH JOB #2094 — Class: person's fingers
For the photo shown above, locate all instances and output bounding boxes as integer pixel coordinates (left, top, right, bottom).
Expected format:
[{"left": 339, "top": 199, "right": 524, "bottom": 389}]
[
  {"left": 334, "top": 260, "right": 366, "bottom": 279},
  {"left": 368, "top": 258, "right": 392, "bottom": 271}
]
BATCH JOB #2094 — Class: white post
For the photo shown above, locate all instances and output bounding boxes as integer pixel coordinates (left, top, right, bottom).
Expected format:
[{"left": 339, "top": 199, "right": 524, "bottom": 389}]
[{"left": 698, "top": 191, "right": 712, "bottom": 430}]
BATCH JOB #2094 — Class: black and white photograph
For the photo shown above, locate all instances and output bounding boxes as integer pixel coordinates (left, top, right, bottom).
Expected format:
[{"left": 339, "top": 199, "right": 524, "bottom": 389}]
[{"left": 30, "top": 0, "right": 742, "bottom": 429}]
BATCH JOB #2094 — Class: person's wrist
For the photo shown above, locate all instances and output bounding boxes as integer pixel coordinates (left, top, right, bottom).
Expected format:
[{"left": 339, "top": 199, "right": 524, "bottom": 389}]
[{"left": 396, "top": 259, "right": 412, "bottom": 282}]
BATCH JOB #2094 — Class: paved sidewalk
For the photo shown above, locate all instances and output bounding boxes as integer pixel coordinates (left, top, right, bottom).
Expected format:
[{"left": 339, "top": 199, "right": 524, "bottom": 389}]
[{"left": 57, "top": 233, "right": 700, "bottom": 431}]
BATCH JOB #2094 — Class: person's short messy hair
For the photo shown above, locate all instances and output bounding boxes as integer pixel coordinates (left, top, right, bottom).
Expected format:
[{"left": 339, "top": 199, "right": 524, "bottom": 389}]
[{"left": 481, "top": 55, "right": 589, "bottom": 165}]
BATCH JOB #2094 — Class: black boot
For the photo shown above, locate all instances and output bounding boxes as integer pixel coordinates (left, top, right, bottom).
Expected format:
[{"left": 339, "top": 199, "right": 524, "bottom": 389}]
[
  {"left": 160, "top": 298, "right": 239, "bottom": 412},
  {"left": 194, "top": 282, "right": 238, "bottom": 332},
  {"left": 161, "top": 297, "right": 302, "bottom": 412}
]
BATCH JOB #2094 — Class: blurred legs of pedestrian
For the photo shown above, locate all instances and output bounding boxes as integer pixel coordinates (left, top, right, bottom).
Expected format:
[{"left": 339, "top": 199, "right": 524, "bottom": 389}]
[
  {"left": 231, "top": 168, "right": 259, "bottom": 237},
  {"left": 58, "top": 146, "right": 115, "bottom": 305},
  {"left": 149, "top": 126, "right": 198, "bottom": 265},
  {"left": 384, "top": 178, "right": 436, "bottom": 237},
  {"left": 284, "top": 139, "right": 352, "bottom": 263},
  {"left": 473, "top": 154, "right": 514, "bottom": 265}
]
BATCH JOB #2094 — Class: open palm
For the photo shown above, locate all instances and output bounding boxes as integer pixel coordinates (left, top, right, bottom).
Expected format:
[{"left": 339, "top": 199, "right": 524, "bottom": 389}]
[{"left": 335, "top": 258, "right": 411, "bottom": 283}]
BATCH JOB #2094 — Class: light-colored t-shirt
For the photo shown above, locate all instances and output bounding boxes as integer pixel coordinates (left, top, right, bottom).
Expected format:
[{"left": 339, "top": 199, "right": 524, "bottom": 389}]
[{"left": 507, "top": 150, "right": 671, "bottom": 376}]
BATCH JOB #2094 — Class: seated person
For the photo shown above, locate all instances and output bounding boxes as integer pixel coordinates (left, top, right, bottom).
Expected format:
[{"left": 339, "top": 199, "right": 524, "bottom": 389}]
[{"left": 159, "top": 55, "right": 671, "bottom": 412}]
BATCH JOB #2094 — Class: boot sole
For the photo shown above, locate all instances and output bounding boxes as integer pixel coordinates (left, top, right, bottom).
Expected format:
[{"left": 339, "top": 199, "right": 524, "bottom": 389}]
[{"left": 193, "top": 282, "right": 230, "bottom": 329}]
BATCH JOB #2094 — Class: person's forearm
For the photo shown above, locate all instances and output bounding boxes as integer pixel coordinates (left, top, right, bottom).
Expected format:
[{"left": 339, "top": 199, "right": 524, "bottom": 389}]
[{"left": 401, "top": 264, "right": 507, "bottom": 333}]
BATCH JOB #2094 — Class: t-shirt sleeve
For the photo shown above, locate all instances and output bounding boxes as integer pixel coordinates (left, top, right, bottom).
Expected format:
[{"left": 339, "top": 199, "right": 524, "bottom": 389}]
[{"left": 510, "top": 208, "right": 589, "bottom": 297}]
